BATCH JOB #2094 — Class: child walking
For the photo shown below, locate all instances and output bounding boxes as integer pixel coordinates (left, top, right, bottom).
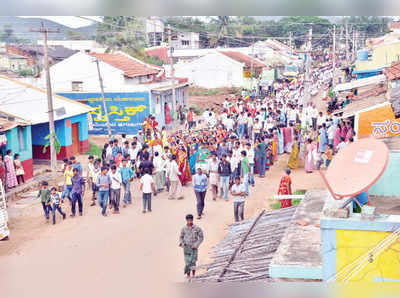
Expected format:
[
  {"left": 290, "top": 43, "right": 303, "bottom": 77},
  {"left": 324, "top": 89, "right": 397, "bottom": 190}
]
[
  {"left": 140, "top": 168, "right": 155, "bottom": 213},
  {"left": 14, "top": 153, "right": 25, "bottom": 185},
  {"left": 50, "top": 187, "right": 66, "bottom": 224},
  {"left": 37, "top": 181, "right": 51, "bottom": 222}
]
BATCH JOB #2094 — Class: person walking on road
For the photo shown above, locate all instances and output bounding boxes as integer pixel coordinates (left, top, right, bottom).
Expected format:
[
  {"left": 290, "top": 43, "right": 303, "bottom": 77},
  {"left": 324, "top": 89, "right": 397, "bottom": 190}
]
[
  {"left": 218, "top": 154, "right": 231, "bottom": 201},
  {"left": 96, "top": 167, "right": 111, "bottom": 216},
  {"left": 179, "top": 214, "right": 204, "bottom": 279},
  {"left": 192, "top": 168, "right": 208, "bottom": 219},
  {"left": 140, "top": 168, "right": 155, "bottom": 213},
  {"left": 109, "top": 165, "right": 122, "bottom": 214},
  {"left": 168, "top": 154, "right": 184, "bottom": 200},
  {"left": 231, "top": 176, "right": 247, "bottom": 222},
  {"left": 70, "top": 168, "right": 85, "bottom": 217},
  {"left": 120, "top": 159, "right": 134, "bottom": 207}
]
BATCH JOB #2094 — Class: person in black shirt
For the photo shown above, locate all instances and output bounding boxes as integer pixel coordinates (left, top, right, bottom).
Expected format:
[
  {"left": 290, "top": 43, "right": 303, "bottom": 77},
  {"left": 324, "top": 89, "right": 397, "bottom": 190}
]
[
  {"left": 218, "top": 154, "right": 232, "bottom": 201},
  {"left": 138, "top": 152, "right": 154, "bottom": 180}
]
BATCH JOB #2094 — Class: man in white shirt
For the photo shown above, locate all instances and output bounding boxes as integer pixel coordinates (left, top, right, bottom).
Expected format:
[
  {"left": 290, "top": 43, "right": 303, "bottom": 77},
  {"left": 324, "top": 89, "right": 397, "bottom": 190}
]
[
  {"left": 231, "top": 176, "right": 247, "bottom": 222},
  {"left": 202, "top": 109, "right": 210, "bottom": 123},
  {"left": 167, "top": 154, "right": 183, "bottom": 200},
  {"left": 140, "top": 168, "right": 155, "bottom": 213},
  {"left": 246, "top": 143, "right": 255, "bottom": 187},
  {"left": 153, "top": 151, "right": 165, "bottom": 194},
  {"left": 223, "top": 98, "right": 229, "bottom": 110},
  {"left": 317, "top": 111, "right": 326, "bottom": 128},
  {"left": 223, "top": 116, "right": 234, "bottom": 132},
  {"left": 253, "top": 118, "right": 262, "bottom": 143},
  {"left": 327, "top": 123, "right": 336, "bottom": 146},
  {"left": 109, "top": 165, "right": 122, "bottom": 214}
]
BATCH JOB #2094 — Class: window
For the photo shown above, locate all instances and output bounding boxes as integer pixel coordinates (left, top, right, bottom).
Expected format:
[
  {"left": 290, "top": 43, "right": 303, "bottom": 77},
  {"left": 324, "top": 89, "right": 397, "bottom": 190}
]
[
  {"left": 17, "top": 126, "right": 26, "bottom": 152},
  {"left": 71, "top": 81, "right": 83, "bottom": 92},
  {"left": 181, "top": 40, "right": 190, "bottom": 46}
]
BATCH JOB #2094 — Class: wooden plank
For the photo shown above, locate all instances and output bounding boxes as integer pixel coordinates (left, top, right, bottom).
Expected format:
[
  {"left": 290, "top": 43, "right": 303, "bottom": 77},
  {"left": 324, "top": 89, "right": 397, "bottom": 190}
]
[{"left": 273, "top": 195, "right": 305, "bottom": 200}]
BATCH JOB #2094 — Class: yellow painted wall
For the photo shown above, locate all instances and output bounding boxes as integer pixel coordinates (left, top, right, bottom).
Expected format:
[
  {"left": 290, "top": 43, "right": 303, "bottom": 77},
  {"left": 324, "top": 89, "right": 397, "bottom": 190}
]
[
  {"left": 356, "top": 41, "right": 400, "bottom": 71},
  {"left": 336, "top": 230, "right": 400, "bottom": 282}
]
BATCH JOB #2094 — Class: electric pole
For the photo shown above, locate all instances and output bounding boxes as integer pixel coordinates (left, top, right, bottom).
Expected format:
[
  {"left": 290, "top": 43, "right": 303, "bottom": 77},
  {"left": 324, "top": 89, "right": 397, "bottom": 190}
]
[
  {"left": 31, "top": 23, "right": 59, "bottom": 178},
  {"left": 332, "top": 25, "right": 336, "bottom": 89},
  {"left": 168, "top": 24, "right": 177, "bottom": 115},
  {"left": 95, "top": 59, "right": 112, "bottom": 138},
  {"left": 352, "top": 27, "right": 356, "bottom": 62},
  {"left": 304, "top": 25, "right": 313, "bottom": 107},
  {"left": 345, "top": 21, "right": 349, "bottom": 65},
  {"left": 289, "top": 32, "right": 293, "bottom": 50}
]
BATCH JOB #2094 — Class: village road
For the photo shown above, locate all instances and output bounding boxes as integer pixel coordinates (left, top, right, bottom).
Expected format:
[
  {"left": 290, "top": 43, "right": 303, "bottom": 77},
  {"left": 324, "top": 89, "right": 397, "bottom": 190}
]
[{"left": 0, "top": 153, "right": 324, "bottom": 298}]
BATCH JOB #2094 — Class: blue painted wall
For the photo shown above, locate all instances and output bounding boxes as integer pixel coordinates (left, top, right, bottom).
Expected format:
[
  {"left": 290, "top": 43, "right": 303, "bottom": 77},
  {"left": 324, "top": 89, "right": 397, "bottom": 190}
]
[
  {"left": 369, "top": 152, "right": 400, "bottom": 196},
  {"left": 31, "top": 113, "right": 88, "bottom": 147},
  {"left": 58, "top": 92, "right": 151, "bottom": 135},
  {"left": 5, "top": 125, "right": 32, "bottom": 162},
  {"left": 31, "top": 119, "right": 67, "bottom": 146}
]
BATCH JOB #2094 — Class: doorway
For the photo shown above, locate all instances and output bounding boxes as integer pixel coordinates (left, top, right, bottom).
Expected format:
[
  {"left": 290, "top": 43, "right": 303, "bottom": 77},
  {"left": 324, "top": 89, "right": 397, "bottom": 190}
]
[{"left": 71, "top": 123, "right": 80, "bottom": 155}]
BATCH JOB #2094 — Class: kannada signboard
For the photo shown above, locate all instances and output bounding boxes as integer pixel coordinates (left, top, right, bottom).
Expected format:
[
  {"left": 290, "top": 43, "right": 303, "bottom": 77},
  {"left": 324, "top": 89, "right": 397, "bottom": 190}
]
[
  {"left": 357, "top": 103, "right": 400, "bottom": 139},
  {"left": 58, "top": 92, "right": 150, "bottom": 135}
]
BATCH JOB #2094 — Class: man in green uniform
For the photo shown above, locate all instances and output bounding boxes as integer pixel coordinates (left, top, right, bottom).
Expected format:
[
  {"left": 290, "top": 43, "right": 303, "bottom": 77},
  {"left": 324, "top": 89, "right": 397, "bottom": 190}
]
[{"left": 179, "top": 214, "right": 204, "bottom": 279}]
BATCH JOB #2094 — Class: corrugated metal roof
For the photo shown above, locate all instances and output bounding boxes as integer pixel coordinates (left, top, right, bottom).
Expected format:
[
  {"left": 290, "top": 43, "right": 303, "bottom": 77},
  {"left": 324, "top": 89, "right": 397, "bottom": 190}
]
[{"left": 0, "top": 75, "right": 92, "bottom": 125}]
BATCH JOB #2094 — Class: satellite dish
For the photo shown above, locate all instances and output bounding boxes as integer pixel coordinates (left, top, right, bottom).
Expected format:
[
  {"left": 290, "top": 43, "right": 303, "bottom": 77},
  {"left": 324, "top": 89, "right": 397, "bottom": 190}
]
[{"left": 319, "top": 138, "right": 389, "bottom": 200}]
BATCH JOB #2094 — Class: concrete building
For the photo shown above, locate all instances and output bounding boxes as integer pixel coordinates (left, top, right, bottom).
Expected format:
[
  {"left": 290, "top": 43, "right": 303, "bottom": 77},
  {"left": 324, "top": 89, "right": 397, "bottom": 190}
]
[
  {"left": 174, "top": 51, "right": 245, "bottom": 88},
  {"left": 145, "top": 17, "right": 165, "bottom": 46},
  {"left": 171, "top": 32, "right": 200, "bottom": 50},
  {"left": 44, "top": 51, "right": 188, "bottom": 135},
  {"left": 174, "top": 50, "right": 266, "bottom": 88},
  {"left": 0, "top": 75, "right": 92, "bottom": 161},
  {"left": 0, "top": 52, "right": 29, "bottom": 72},
  {"left": 0, "top": 113, "right": 33, "bottom": 180}
]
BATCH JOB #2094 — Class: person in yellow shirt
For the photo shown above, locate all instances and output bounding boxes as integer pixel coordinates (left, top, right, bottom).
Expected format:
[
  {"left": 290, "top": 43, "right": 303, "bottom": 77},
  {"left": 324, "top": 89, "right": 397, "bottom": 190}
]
[{"left": 62, "top": 161, "right": 74, "bottom": 202}]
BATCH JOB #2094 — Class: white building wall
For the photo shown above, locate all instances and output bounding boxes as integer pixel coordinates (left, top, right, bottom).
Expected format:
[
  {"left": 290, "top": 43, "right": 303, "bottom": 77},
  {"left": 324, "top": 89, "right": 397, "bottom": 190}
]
[
  {"left": 45, "top": 52, "right": 125, "bottom": 92},
  {"left": 175, "top": 52, "right": 244, "bottom": 88}
]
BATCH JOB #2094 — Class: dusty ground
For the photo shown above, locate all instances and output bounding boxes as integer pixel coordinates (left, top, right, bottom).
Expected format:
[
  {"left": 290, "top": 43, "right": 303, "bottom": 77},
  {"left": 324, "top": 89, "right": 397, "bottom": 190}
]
[
  {"left": 0, "top": 90, "right": 329, "bottom": 297},
  {"left": 0, "top": 150, "right": 325, "bottom": 298}
]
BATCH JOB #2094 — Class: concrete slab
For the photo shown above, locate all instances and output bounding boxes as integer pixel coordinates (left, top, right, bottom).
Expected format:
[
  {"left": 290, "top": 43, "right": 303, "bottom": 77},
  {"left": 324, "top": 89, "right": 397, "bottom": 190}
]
[{"left": 269, "top": 189, "right": 328, "bottom": 280}]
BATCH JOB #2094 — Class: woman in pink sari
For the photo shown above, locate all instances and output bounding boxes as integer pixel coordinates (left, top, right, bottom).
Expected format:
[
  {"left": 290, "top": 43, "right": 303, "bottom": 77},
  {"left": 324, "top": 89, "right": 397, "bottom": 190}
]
[
  {"left": 4, "top": 149, "right": 18, "bottom": 189},
  {"left": 333, "top": 123, "right": 342, "bottom": 153},
  {"left": 345, "top": 122, "right": 354, "bottom": 142},
  {"left": 305, "top": 139, "right": 315, "bottom": 173}
]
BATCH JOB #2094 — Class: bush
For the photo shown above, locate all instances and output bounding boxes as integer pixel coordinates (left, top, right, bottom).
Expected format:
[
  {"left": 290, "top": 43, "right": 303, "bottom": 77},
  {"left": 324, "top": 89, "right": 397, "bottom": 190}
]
[
  {"left": 18, "top": 68, "right": 35, "bottom": 77},
  {"left": 87, "top": 141, "right": 102, "bottom": 159}
]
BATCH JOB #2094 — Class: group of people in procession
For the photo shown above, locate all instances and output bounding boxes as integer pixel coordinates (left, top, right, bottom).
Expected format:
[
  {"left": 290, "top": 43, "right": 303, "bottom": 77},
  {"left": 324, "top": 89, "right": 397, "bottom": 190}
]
[{"left": 33, "top": 64, "right": 359, "bottom": 277}]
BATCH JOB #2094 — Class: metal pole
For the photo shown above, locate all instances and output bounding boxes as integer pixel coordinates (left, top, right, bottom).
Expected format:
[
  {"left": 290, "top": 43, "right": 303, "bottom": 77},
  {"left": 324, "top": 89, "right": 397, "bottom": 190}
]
[
  {"left": 42, "top": 24, "right": 57, "bottom": 178},
  {"left": 168, "top": 24, "right": 177, "bottom": 116},
  {"left": 304, "top": 25, "right": 313, "bottom": 107},
  {"left": 95, "top": 59, "right": 112, "bottom": 138},
  {"left": 345, "top": 21, "right": 349, "bottom": 65},
  {"left": 332, "top": 25, "right": 336, "bottom": 89}
]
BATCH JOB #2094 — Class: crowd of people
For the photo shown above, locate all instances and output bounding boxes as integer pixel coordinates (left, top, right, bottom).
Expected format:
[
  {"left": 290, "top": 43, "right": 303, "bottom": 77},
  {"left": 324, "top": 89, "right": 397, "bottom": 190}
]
[{"left": 33, "top": 65, "right": 362, "bottom": 277}]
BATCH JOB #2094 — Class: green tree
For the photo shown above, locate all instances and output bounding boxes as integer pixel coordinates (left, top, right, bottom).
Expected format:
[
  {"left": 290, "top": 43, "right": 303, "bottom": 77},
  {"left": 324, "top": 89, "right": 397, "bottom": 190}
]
[
  {"left": 66, "top": 30, "right": 84, "bottom": 40},
  {"left": 96, "top": 16, "right": 147, "bottom": 58}
]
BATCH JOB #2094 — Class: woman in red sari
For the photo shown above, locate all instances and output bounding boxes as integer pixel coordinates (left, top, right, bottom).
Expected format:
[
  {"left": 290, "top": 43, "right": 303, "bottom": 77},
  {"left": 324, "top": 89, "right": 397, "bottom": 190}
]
[
  {"left": 278, "top": 168, "right": 292, "bottom": 209},
  {"left": 176, "top": 144, "right": 192, "bottom": 186}
]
